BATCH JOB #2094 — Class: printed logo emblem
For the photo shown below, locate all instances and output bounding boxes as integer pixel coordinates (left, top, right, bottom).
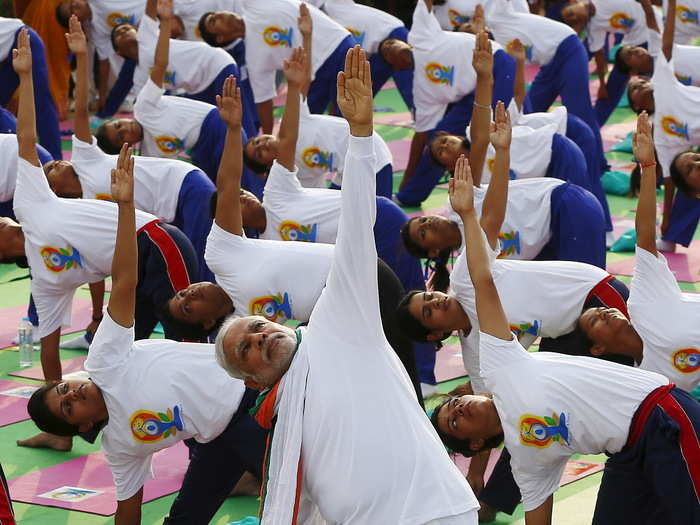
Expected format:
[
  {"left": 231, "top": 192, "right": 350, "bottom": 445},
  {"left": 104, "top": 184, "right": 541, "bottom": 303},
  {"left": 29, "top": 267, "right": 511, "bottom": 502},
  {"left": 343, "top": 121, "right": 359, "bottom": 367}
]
[
  {"left": 301, "top": 147, "right": 334, "bottom": 170},
  {"left": 520, "top": 412, "right": 569, "bottom": 448},
  {"left": 425, "top": 62, "right": 455, "bottom": 86},
  {"left": 497, "top": 231, "right": 521, "bottom": 257},
  {"left": 672, "top": 348, "right": 700, "bottom": 373},
  {"left": 448, "top": 9, "right": 470, "bottom": 27},
  {"left": 164, "top": 71, "right": 177, "bottom": 87},
  {"left": 675, "top": 73, "right": 692, "bottom": 85},
  {"left": 106, "top": 12, "right": 136, "bottom": 28},
  {"left": 40, "top": 245, "right": 82, "bottom": 273},
  {"left": 130, "top": 406, "right": 183, "bottom": 443},
  {"left": 346, "top": 27, "right": 366, "bottom": 47},
  {"left": 506, "top": 40, "right": 533, "bottom": 61},
  {"left": 510, "top": 320, "right": 540, "bottom": 337},
  {"left": 95, "top": 193, "right": 115, "bottom": 202},
  {"left": 486, "top": 158, "right": 517, "bottom": 179},
  {"left": 609, "top": 12, "right": 635, "bottom": 30},
  {"left": 263, "top": 26, "right": 294, "bottom": 47},
  {"left": 661, "top": 116, "right": 690, "bottom": 139},
  {"left": 154, "top": 136, "right": 185, "bottom": 155},
  {"left": 278, "top": 221, "right": 318, "bottom": 242},
  {"left": 677, "top": 5, "right": 699, "bottom": 23},
  {"left": 250, "top": 292, "right": 293, "bottom": 323}
]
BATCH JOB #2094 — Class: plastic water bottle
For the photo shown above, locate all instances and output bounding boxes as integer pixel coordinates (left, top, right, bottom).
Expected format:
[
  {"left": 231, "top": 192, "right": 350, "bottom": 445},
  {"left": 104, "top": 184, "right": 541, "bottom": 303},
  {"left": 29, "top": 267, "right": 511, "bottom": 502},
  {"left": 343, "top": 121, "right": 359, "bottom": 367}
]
[{"left": 18, "top": 317, "right": 33, "bottom": 368}]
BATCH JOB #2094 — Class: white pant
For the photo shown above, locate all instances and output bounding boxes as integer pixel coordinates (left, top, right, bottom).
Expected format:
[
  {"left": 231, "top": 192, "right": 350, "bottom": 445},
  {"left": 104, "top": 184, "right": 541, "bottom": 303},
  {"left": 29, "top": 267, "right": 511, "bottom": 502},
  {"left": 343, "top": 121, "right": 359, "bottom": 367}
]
[{"left": 423, "top": 509, "right": 479, "bottom": 525}]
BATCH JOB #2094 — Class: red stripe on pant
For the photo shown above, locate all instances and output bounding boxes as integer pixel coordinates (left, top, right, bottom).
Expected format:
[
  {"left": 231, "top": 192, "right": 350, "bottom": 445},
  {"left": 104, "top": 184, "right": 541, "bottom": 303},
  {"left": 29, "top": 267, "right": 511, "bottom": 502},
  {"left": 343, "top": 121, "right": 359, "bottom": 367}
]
[
  {"left": 658, "top": 394, "right": 700, "bottom": 501},
  {"left": 138, "top": 220, "right": 191, "bottom": 292},
  {"left": 587, "top": 275, "right": 629, "bottom": 318}
]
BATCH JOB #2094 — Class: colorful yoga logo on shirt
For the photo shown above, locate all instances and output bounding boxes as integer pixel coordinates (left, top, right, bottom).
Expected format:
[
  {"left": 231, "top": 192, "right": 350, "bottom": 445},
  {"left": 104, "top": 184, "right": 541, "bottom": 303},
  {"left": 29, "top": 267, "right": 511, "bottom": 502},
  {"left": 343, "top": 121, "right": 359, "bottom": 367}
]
[
  {"left": 301, "top": 147, "right": 334, "bottom": 170},
  {"left": 448, "top": 9, "right": 470, "bottom": 27},
  {"left": 95, "top": 193, "right": 115, "bottom": 202},
  {"left": 263, "top": 26, "right": 294, "bottom": 47},
  {"left": 425, "top": 62, "right": 455, "bottom": 86},
  {"left": 40, "top": 245, "right": 82, "bottom": 273},
  {"left": 510, "top": 320, "right": 540, "bottom": 337},
  {"left": 609, "top": 12, "right": 635, "bottom": 30},
  {"left": 506, "top": 40, "right": 533, "bottom": 62},
  {"left": 676, "top": 5, "right": 699, "bottom": 23},
  {"left": 164, "top": 71, "right": 177, "bottom": 87},
  {"left": 675, "top": 73, "right": 693, "bottom": 85},
  {"left": 519, "top": 412, "right": 570, "bottom": 448},
  {"left": 487, "top": 158, "right": 518, "bottom": 180},
  {"left": 130, "top": 406, "right": 184, "bottom": 443},
  {"left": 497, "top": 231, "right": 521, "bottom": 257},
  {"left": 250, "top": 292, "right": 293, "bottom": 323},
  {"left": 154, "top": 136, "right": 185, "bottom": 155},
  {"left": 106, "top": 12, "right": 137, "bottom": 28},
  {"left": 278, "top": 221, "right": 318, "bottom": 242},
  {"left": 660, "top": 116, "right": 690, "bottom": 140},
  {"left": 672, "top": 348, "right": 700, "bottom": 373},
  {"left": 346, "top": 27, "right": 366, "bottom": 47}
]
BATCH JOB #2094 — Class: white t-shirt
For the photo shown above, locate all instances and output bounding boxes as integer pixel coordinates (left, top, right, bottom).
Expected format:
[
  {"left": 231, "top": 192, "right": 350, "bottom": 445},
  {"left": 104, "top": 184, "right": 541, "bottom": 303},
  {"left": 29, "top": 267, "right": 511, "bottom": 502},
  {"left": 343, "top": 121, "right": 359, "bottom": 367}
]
[
  {"left": 134, "top": 78, "right": 213, "bottom": 159},
  {"left": 242, "top": 0, "right": 349, "bottom": 103},
  {"left": 486, "top": 0, "right": 575, "bottom": 66},
  {"left": 0, "top": 17, "right": 23, "bottom": 62},
  {"left": 507, "top": 102, "right": 568, "bottom": 136},
  {"left": 663, "top": 0, "right": 700, "bottom": 44},
  {"left": 409, "top": 1, "right": 486, "bottom": 132},
  {"left": 629, "top": 247, "right": 700, "bottom": 392},
  {"left": 587, "top": 0, "right": 649, "bottom": 53},
  {"left": 323, "top": 0, "right": 403, "bottom": 55},
  {"left": 432, "top": 0, "right": 529, "bottom": 31},
  {"left": 481, "top": 332, "right": 668, "bottom": 511},
  {"left": 295, "top": 99, "right": 392, "bottom": 187},
  {"left": 204, "top": 222, "right": 333, "bottom": 323},
  {"left": 651, "top": 53, "right": 700, "bottom": 179},
  {"left": 133, "top": 15, "right": 234, "bottom": 95},
  {"left": 261, "top": 161, "right": 341, "bottom": 243},
  {"left": 12, "top": 159, "right": 155, "bottom": 338},
  {"left": 648, "top": 31, "right": 700, "bottom": 87},
  {"left": 0, "top": 134, "right": 20, "bottom": 203},
  {"left": 86, "top": 312, "right": 245, "bottom": 500},
  {"left": 88, "top": 0, "right": 145, "bottom": 60},
  {"left": 173, "top": 0, "right": 242, "bottom": 41},
  {"left": 71, "top": 135, "right": 190, "bottom": 222},
  {"left": 293, "top": 135, "right": 477, "bottom": 522}
]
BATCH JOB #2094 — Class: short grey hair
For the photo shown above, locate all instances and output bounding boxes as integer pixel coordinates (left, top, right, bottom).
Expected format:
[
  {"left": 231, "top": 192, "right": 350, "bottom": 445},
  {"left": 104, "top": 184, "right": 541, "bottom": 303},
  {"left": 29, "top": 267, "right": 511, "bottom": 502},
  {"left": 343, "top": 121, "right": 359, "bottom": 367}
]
[{"left": 214, "top": 315, "right": 248, "bottom": 380}]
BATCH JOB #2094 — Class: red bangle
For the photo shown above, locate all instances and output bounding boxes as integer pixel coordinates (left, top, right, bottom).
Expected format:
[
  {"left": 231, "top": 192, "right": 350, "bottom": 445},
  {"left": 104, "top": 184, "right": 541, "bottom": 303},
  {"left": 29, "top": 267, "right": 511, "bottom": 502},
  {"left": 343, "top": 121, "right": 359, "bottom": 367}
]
[{"left": 639, "top": 161, "right": 657, "bottom": 169}]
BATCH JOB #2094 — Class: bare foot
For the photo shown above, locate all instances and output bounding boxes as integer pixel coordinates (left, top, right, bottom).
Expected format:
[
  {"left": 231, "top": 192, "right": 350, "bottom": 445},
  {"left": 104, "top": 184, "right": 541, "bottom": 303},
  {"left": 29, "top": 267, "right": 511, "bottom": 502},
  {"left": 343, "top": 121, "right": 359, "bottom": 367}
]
[
  {"left": 17, "top": 432, "right": 73, "bottom": 451},
  {"left": 230, "top": 471, "right": 261, "bottom": 497}
]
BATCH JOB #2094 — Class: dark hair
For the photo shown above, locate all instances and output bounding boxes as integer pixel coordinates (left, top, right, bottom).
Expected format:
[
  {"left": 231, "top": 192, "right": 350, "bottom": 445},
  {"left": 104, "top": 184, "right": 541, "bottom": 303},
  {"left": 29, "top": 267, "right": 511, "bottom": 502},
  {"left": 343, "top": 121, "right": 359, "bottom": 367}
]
[
  {"left": 0, "top": 255, "right": 29, "bottom": 268},
  {"left": 614, "top": 46, "right": 632, "bottom": 75},
  {"left": 396, "top": 290, "right": 433, "bottom": 342},
  {"left": 55, "top": 2, "right": 71, "bottom": 29},
  {"left": 110, "top": 23, "right": 134, "bottom": 52},
  {"left": 430, "top": 396, "right": 504, "bottom": 457},
  {"left": 400, "top": 218, "right": 454, "bottom": 293},
  {"left": 571, "top": 312, "right": 595, "bottom": 355},
  {"left": 158, "top": 299, "right": 228, "bottom": 342},
  {"left": 243, "top": 140, "right": 270, "bottom": 175},
  {"left": 27, "top": 383, "right": 81, "bottom": 436},
  {"left": 670, "top": 149, "right": 697, "bottom": 197},
  {"left": 95, "top": 122, "right": 123, "bottom": 155},
  {"left": 198, "top": 12, "right": 233, "bottom": 48},
  {"left": 629, "top": 164, "right": 641, "bottom": 197}
]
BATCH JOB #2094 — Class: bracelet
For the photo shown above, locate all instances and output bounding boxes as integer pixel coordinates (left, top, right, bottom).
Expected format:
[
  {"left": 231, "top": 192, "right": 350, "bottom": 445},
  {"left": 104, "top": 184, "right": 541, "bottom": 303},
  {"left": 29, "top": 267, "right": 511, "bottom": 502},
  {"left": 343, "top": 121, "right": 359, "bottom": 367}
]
[
  {"left": 639, "top": 161, "right": 657, "bottom": 169},
  {"left": 473, "top": 101, "right": 491, "bottom": 110},
  {"left": 92, "top": 314, "right": 103, "bottom": 323}
]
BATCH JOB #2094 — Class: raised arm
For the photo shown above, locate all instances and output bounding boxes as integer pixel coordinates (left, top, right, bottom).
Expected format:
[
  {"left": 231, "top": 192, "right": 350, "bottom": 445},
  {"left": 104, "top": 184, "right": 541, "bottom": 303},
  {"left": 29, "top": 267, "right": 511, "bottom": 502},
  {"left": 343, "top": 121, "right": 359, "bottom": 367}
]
[
  {"left": 640, "top": 0, "right": 660, "bottom": 33},
  {"left": 479, "top": 101, "right": 511, "bottom": 249},
  {"left": 214, "top": 76, "right": 244, "bottom": 236},
  {"left": 298, "top": 3, "right": 313, "bottom": 98},
  {"left": 145, "top": 0, "right": 158, "bottom": 20},
  {"left": 633, "top": 112, "right": 658, "bottom": 255},
  {"left": 470, "top": 30, "right": 494, "bottom": 185},
  {"left": 663, "top": 0, "right": 675, "bottom": 61},
  {"left": 594, "top": 50, "right": 608, "bottom": 101},
  {"left": 276, "top": 47, "right": 306, "bottom": 171},
  {"left": 107, "top": 145, "right": 137, "bottom": 328},
  {"left": 451, "top": 155, "right": 511, "bottom": 340},
  {"left": 13, "top": 29, "right": 39, "bottom": 166},
  {"left": 150, "top": 0, "right": 173, "bottom": 88},
  {"left": 66, "top": 15, "right": 91, "bottom": 143},
  {"left": 507, "top": 38, "right": 527, "bottom": 111}
]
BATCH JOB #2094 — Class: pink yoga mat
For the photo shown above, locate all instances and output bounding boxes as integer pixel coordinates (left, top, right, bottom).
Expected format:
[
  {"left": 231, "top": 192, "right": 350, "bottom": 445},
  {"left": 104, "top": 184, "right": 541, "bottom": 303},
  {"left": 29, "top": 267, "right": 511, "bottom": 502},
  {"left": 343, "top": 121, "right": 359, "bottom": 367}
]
[
  {"left": 407, "top": 205, "right": 450, "bottom": 219},
  {"left": 0, "top": 379, "right": 38, "bottom": 427},
  {"left": 608, "top": 239, "right": 700, "bottom": 283},
  {"left": 374, "top": 112, "right": 414, "bottom": 128},
  {"left": 10, "top": 356, "right": 87, "bottom": 381},
  {"left": 435, "top": 343, "right": 467, "bottom": 383},
  {"left": 9, "top": 441, "right": 189, "bottom": 516},
  {"left": 0, "top": 298, "right": 92, "bottom": 350},
  {"left": 388, "top": 138, "right": 411, "bottom": 172}
]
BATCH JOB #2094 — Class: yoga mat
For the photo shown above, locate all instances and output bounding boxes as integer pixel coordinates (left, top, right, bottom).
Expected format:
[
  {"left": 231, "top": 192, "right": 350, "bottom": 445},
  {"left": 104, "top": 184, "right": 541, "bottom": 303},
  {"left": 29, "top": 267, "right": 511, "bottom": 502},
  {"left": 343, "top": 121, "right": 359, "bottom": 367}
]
[
  {"left": 607, "top": 239, "right": 700, "bottom": 283},
  {"left": 407, "top": 205, "right": 450, "bottom": 219},
  {"left": 10, "top": 356, "right": 87, "bottom": 381},
  {"left": 0, "top": 265, "right": 29, "bottom": 284},
  {"left": 0, "top": 297, "right": 93, "bottom": 350},
  {"left": 0, "top": 379, "right": 38, "bottom": 427},
  {"left": 435, "top": 342, "right": 468, "bottom": 383},
  {"left": 373, "top": 112, "right": 414, "bottom": 128},
  {"left": 9, "top": 441, "right": 189, "bottom": 516},
  {"left": 388, "top": 138, "right": 411, "bottom": 172}
]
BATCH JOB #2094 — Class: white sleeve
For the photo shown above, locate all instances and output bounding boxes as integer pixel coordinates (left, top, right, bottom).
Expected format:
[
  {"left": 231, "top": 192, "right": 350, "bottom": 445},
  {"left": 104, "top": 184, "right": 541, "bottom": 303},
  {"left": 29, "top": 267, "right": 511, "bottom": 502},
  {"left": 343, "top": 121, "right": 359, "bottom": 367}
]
[
  {"left": 204, "top": 222, "right": 247, "bottom": 278},
  {"left": 71, "top": 134, "right": 109, "bottom": 162},
  {"left": 12, "top": 157, "right": 57, "bottom": 212},
  {"left": 134, "top": 78, "right": 165, "bottom": 113},
  {"left": 264, "top": 161, "right": 305, "bottom": 195},
  {"left": 105, "top": 450, "right": 154, "bottom": 501},
  {"left": 587, "top": 23, "right": 606, "bottom": 53},
  {"left": 308, "top": 136, "right": 381, "bottom": 338},
  {"left": 31, "top": 285, "right": 74, "bottom": 339},
  {"left": 84, "top": 311, "right": 135, "bottom": 376},
  {"left": 411, "top": 0, "right": 443, "bottom": 44},
  {"left": 247, "top": 61, "right": 277, "bottom": 103},
  {"left": 94, "top": 35, "right": 114, "bottom": 61},
  {"left": 511, "top": 453, "right": 568, "bottom": 512},
  {"left": 479, "top": 331, "right": 532, "bottom": 378},
  {"left": 655, "top": 141, "right": 687, "bottom": 180},
  {"left": 629, "top": 246, "right": 681, "bottom": 305}
]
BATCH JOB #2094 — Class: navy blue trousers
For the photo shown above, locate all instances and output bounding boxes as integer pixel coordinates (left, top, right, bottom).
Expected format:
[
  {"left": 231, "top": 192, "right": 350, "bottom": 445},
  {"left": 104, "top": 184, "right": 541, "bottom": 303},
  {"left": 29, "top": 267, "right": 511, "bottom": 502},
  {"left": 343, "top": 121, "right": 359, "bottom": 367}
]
[
  {"left": 307, "top": 35, "right": 355, "bottom": 115},
  {"left": 662, "top": 191, "right": 700, "bottom": 247}
]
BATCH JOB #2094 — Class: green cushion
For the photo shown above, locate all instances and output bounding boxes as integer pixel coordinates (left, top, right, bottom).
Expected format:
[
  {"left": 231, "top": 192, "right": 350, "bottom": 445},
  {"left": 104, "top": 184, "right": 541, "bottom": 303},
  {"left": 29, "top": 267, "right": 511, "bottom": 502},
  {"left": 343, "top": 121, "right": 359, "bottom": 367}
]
[
  {"left": 601, "top": 171, "right": 631, "bottom": 196},
  {"left": 610, "top": 132, "right": 634, "bottom": 153},
  {"left": 610, "top": 229, "right": 637, "bottom": 252}
]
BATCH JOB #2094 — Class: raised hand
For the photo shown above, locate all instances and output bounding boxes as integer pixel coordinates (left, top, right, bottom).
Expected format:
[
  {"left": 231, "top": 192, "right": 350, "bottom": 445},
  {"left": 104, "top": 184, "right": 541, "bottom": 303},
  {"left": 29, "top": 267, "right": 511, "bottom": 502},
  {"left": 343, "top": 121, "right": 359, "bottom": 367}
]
[
  {"left": 472, "top": 31, "right": 493, "bottom": 77},
  {"left": 216, "top": 75, "right": 242, "bottom": 128},
  {"left": 506, "top": 38, "right": 526, "bottom": 63},
  {"left": 12, "top": 28, "right": 32, "bottom": 76},
  {"left": 298, "top": 3, "right": 312, "bottom": 38},
  {"left": 489, "top": 101, "right": 512, "bottom": 150},
  {"left": 283, "top": 46, "right": 307, "bottom": 89},
  {"left": 337, "top": 45, "right": 373, "bottom": 137},
  {"left": 65, "top": 15, "right": 88, "bottom": 55},
  {"left": 111, "top": 144, "right": 135, "bottom": 204},
  {"left": 157, "top": 0, "right": 173, "bottom": 20},
  {"left": 633, "top": 111, "right": 655, "bottom": 165},
  {"left": 471, "top": 4, "right": 487, "bottom": 33},
  {"left": 449, "top": 155, "right": 475, "bottom": 216}
]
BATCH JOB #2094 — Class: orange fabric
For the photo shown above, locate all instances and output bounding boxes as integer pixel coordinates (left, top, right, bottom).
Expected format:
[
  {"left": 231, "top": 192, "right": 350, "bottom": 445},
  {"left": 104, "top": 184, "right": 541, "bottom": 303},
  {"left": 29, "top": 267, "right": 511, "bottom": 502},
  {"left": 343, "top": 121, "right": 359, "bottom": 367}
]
[{"left": 254, "top": 382, "right": 281, "bottom": 430}]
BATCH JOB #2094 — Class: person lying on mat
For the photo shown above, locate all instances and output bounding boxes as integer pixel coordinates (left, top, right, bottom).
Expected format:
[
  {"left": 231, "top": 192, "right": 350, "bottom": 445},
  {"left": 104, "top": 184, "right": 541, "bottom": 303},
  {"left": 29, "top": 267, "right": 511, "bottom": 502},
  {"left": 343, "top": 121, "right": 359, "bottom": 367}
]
[
  {"left": 25, "top": 144, "right": 269, "bottom": 525},
  {"left": 431, "top": 151, "right": 700, "bottom": 525},
  {"left": 214, "top": 45, "right": 479, "bottom": 524}
]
